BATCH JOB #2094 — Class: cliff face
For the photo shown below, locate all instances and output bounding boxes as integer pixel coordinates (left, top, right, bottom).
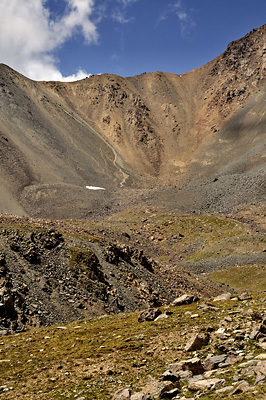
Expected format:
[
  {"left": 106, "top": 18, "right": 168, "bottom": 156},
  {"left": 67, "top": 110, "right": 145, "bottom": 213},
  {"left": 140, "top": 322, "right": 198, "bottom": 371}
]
[{"left": 0, "top": 25, "right": 266, "bottom": 218}]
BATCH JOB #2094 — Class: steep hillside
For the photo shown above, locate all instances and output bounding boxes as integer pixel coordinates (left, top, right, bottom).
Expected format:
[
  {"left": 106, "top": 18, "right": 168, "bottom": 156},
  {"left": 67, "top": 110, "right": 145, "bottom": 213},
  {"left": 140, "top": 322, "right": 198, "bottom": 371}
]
[
  {"left": 0, "top": 25, "right": 266, "bottom": 218},
  {"left": 0, "top": 212, "right": 237, "bottom": 334},
  {"left": 42, "top": 24, "right": 266, "bottom": 186}
]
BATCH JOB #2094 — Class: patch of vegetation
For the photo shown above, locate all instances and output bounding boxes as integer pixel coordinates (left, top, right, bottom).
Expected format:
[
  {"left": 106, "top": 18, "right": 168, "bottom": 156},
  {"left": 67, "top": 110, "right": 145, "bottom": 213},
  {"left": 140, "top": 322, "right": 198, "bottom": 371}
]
[
  {"left": 208, "top": 264, "right": 266, "bottom": 292},
  {"left": 69, "top": 247, "right": 106, "bottom": 295},
  {"left": 0, "top": 294, "right": 266, "bottom": 399}
]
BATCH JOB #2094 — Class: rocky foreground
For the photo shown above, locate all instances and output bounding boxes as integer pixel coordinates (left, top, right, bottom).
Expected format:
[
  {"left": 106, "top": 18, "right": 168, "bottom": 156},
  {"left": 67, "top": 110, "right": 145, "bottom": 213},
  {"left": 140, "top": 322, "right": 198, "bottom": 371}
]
[
  {"left": 2, "top": 291, "right": 266, "bottom": 399},
  {"left": 113, "top": 293, "right": 266, "bottom": 400}
]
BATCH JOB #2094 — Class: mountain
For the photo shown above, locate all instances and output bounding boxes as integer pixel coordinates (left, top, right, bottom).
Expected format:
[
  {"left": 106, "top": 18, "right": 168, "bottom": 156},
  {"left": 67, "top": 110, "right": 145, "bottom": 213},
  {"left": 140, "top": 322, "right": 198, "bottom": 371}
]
[{"left": 0, "top": 25, "right": 266, "bottom": 219}]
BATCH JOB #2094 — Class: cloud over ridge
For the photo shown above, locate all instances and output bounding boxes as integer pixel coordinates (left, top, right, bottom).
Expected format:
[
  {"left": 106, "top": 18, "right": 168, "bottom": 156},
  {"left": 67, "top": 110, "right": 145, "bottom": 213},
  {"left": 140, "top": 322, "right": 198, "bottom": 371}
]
[{"left": 0, "top": 0, "right": 98, "bottom": 81}]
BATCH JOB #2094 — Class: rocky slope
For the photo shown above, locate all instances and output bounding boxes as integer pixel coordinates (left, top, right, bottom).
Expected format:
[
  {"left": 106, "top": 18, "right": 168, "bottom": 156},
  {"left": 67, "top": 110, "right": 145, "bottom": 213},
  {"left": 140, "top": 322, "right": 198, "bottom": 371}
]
[
  {"left": 2, "top": 291, "right": 266, "bottom": 399},
  {"left": 0, "top": 25, "right": 265, "bottom": 218},
  {"left": 0, "top": 213, "right": 231, "bottom": 334}
]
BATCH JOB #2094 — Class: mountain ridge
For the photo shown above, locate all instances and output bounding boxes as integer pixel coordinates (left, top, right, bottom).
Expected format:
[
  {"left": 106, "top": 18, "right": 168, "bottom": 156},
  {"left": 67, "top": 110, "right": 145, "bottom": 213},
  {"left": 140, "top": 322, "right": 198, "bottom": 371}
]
[{"left": 0, "top": 24, "right": 266, "bottom": 218}]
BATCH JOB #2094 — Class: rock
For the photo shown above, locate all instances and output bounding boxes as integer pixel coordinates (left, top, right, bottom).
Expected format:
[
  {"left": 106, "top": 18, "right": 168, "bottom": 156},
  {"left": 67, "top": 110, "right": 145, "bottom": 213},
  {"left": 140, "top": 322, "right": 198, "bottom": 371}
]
[
  {"left": 178, "top": 370, "right": 193, "bottom": 380},
  {"left": 255, "top": 354, "right": 266, "bottom": 360},
  {"left": 198, "top": 303, "right": 220, "bottom": 312},
  {"left": 138, "top": 308, "right": 162, "bottom": 322},
  {"left": 185, "top": 332, "right": 210, "bottom": 352},
  {"left": 142, "top": 376, "right": 181, "bottom": 399},
  {"left": 216, "top": 385, "right": 234, "bottom": 393},
  {"left": 188, "top": 375, "right": 204, "bottom": 385},
  {"left": 213, "top": 293, "right": 231, "bottom": 301},
  {"left": 204, "top": 354, "right": 227, "bottom": 371},
  {"left": 188, "top": 378, "right": 225, "bottom": 391},
  {"left": 254, "top": 360, "right": 266, "bottom": 376},
  {"left": 259, "top": 319, "right": 266, "bottom": 335},
  {"left": 238, "top": 292, "right": 251, "bottom": 301},
  {"left": 161, "top": 370, "right": 180, "bottom": 383},
  {"left": 154, "top": 314, "right": 168, "bottom": 322},
  {"left": 131, "top": 393, "right": 154, "bottom": 400},
  {"left": 255, "top": 373, "right": 266, "bottom": 385},
  {"left": 168, "top": 357, "right": 204, "bottom": 376},
  {"left": 249, "top": 310, "right": 263, "bottom": 322},
  {"left": 112, "top": 389, "right": 133, "bottom": 400},
  {"left": 238, "top": 360, "right": 258, "bottom": 368},
  {"left": 249, "top": 328, "right": 260, "bottom": 340},
  {"left": 231, "top": 381, "right": 251, "bottom": 395},
  {"left": 161, "top": 388, "right": 181, "bottom": 398},
  {"left": 171, "top": 294, "right": 198, "bottom": 306}
]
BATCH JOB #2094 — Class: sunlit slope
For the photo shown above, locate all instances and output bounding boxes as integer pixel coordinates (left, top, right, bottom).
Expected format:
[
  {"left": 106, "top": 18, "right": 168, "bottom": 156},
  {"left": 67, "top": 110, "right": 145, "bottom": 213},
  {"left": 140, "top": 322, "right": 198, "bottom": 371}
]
[
  {"left": 0, "top": 25, "right": 266, "bottom": 217},
  {"left": 0, "top": 65, "right": 133, "bottom": 218}
]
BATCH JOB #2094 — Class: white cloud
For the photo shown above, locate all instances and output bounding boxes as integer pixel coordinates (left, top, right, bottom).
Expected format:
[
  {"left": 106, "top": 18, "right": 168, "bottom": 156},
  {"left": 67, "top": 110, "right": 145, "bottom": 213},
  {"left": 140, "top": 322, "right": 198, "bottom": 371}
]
[
  {"left": 158, "top": 1, "right": 195, "bottom": 37},
  {"left": 0, "top": 0, "right": 97, "bottom": 81},
  {"left": 118, "top": 0, "right": 139, "bottom": 7},
  {"left": 111, "top": 10, "right": 131, "bottom": 24}
]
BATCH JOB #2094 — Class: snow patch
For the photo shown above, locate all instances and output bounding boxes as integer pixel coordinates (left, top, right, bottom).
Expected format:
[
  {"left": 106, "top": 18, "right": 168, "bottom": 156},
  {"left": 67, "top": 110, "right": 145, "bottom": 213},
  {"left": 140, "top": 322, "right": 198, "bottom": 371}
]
[{"left": 86, "top": 186, "right": 105, "bottom": 191}]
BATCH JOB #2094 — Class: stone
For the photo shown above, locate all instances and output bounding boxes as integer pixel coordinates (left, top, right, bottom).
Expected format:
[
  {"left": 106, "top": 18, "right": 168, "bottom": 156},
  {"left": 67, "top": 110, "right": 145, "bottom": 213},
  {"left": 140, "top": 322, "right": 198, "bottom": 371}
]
[
  {"left": 185, "top": 332, "right": 210, "bottom": 352},
  {"left": 238, "top": 292, "right": 251, "bottom": 301},
  {"left": 168, "top": 358, "right": 204, "bottom": 376},
  {"left": 142, "top": 376, "right": 181, "bottom": 399},
  {"left": 112, "top": 388, "right": 133, "bottom": 400},
  {"left": 198, "top": 303, "right": 220, "bottom": 312},
  {"left": 178, "top": 370, "right": 193, "bottom": 380},
  {"left": 255, "top": 354, "right": 266, "bottom": 360},
  {"left": 255, "top": 373, "right": 266, "bottom": 385},
  {"left": 161, "top": 388, "right": 181, "bottom": 398},
  {"left": 204, "top": 354, "right": 227, "bottom": 371},
  {"left": 154, "top": 314, "right": 168, "bottom": 322},
  {"left": 213, "top": 293, "right": 231, "bottom": 301},
  {"left": 161, "top": 370, "right": 180, "bottom": 382},
  {"left": 259, "top": 319, "right": 266, "bottom": 335},
  {"left": 249, "top": 328, "right": 260, "bottom": 340},
  {"left": 238, "top": 360, "right": 258, "bottom": 368},
  {"left": 254, "top": 360, "right": 266, "bottom": 376},
  {"left": 258, "top": 342, "right": 266, "bottom": 350},
  {"left": 216, "top": 385, "right": 234, "bottom": 393},
  {"left": 131, "top": 393, "right": 154, "bottom": 400},
  {"left": 231, "top": 381, "right": 251, "bottom": 395},
  {"left": 188, "top": 378, "right": 225, "bottom": 391},
  {"left": 171, "top": 294, "right": 198, "bottom": 306},
  {"left": 188, "top": 375, "right": 204, "bottom": 385},
  {"left": 138, "top": 308, "right": 162, "bottom": 322}
]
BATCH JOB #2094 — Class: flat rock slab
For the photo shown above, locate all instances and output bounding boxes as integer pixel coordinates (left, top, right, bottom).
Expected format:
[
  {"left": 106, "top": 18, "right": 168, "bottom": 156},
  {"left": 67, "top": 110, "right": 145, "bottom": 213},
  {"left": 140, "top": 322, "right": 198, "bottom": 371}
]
[
  {"left": 171, "top": 294, "right": 198, "bottom": 306},
  {"left": 213, "top": 292, "right": 231, "bottom": 301},
  {"left": 188, "top": 378, "right": 225, "bottom": 391}
]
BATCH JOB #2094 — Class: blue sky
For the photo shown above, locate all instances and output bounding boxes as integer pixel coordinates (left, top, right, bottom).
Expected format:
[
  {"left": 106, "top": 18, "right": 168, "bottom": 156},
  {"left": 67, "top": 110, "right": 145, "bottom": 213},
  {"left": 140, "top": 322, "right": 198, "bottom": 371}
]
[{"left": 0, "top": 0, "right": 266, "bottom": 81}]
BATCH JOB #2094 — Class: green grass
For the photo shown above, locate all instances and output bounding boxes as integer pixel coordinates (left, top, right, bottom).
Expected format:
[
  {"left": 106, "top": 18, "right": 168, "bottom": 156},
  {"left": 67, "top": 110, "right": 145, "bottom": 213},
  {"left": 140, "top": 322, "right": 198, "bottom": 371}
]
[
  {"left": 208, "top": 264, "right": 266, "bottom": 292},
  {"left": 1, "top": 295, "right": 266, "bottom": 399}
]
